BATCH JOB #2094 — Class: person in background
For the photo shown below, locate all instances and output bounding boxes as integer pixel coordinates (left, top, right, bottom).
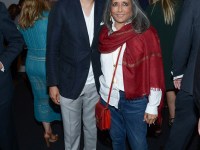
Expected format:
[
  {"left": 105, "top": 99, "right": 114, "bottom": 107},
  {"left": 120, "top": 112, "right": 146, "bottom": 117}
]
[
  {"left": 14, "top": 0, "right": 27, "bottom": 82},
  {"left": 7, "top": 4, "right": 20, "bottom": 21},
  {"left": 165, "top": 0, "right": 200, "bottom": 149},
  {"left": 7, "top": 3, "right": 22, "bottom": 81},
  {"left": 46, "top": 0, "right": 104, "bottom": 149},
  {"left": 194, "top": 49, "right": 200, "bottom": 136},
  {"left": 17, "top": 0, "right": 24, "bottom": 9},
  {"left": 139, "top": 0, "right": 149, "bottom": 10},
  {"left": 18, "top": 0, "right": 61, "bottom": 147},
  {"left": 98, "top": 0, "right": 165, "bottom": 149},
  {"left": 0, "top": 2, "right": 24, "bottom": 150},
  {"left": 146, "top": 0, "right": 183, "bottom": 130}
]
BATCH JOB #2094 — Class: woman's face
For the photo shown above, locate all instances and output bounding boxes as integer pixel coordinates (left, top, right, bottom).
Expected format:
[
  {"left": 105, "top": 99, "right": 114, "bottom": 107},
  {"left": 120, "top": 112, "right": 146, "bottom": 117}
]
[{"left": 110, "top": 0, "right": 133, "bottom": 30}]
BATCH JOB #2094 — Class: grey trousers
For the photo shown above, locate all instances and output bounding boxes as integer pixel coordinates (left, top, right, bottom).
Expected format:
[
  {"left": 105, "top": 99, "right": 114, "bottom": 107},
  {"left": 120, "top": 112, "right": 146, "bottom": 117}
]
[{"left": 60, "top": 83, "right": 99, "bottom": 150}]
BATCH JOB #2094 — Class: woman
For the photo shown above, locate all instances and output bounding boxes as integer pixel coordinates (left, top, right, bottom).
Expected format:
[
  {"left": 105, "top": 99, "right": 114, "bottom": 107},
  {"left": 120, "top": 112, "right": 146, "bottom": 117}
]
[
  {"left": 18, "top": 0, "right": 61, "bottom": 147},
  {"left": 146, "top": 0, "right": 183, "bottom": 127},
  {"left": 99, "top": 0, "right": 165, "bottom": 149}
]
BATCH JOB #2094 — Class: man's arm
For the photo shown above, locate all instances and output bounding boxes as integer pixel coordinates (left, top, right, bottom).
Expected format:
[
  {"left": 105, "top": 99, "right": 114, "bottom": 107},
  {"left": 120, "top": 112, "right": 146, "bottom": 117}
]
[
  {"left": 46, "top": 1, "right": 64, "bottom": 104},
  {"left": 0, "top": 2, "right": 24, "bottom": 71},
  {"left": 46, "top": 1, "right": 63, "bottom": 87},
  {"left": 172, "top": 0, "right": 194, "bottom": 89},
  {"left": 172, "top": 0, "right": 193, "bottom": 79}
]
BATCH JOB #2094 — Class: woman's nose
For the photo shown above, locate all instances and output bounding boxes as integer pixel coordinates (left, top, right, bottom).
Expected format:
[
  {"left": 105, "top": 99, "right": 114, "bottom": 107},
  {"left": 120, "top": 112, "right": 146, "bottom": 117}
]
[{"left": 118, "top": 4, "right": 122, "bottom": 12}]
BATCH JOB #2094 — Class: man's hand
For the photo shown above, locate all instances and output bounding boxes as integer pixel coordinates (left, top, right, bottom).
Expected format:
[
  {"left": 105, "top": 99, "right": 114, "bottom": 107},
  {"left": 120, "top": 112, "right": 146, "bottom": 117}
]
[
  {"left": 0, "top": 62, "right": 3, "bottom": 70},
  {"left": 144, "top": 113, "right": 158, "bottom": 125},
  {"left": 49, "top": 86, "right": 60, "bottom": 105},
  {"left": 173, "top": 78, "right": 182, "bottom": 90},
  {"left": 198, "top": 118, "right": 200, "bottom": 135}
]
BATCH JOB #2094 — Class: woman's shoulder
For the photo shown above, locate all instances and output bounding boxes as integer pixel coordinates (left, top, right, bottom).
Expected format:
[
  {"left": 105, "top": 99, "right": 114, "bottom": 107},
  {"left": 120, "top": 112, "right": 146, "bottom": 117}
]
[
  {"left": 139, "top": 26, "right": 158, "bottom": 38},
  {"left": 136, "top": 26, "right": 160, "bottom": 45},
  {"left": 146, "top": 26, "right": 157, "bottom": 34}
]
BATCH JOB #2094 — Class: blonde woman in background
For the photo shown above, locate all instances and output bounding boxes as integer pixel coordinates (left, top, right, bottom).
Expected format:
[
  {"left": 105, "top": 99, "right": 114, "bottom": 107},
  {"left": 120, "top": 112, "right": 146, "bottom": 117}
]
[
  {"left": 18, "top": 0, "right": 61, "bottom": 147},
  {"left": 146, "top": 0, "right": 183, "bottom": 132}
]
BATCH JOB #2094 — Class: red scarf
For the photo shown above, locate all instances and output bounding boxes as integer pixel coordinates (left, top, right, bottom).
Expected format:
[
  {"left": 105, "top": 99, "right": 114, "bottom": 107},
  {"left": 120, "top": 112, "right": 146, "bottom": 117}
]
[
  {"left": 99, "top": 24, "right": 136, "bottom": 53},
  {"left": 99, "top": 24, "right": 165, "bottom": 124}
]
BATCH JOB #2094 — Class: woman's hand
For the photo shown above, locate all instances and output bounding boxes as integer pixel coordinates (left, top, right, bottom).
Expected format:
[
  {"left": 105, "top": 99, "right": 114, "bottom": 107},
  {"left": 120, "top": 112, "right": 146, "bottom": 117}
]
[
  {"left": 144, "top": 113, "right": 158, "bottom": 125},
  {"left": 49, "top": 86, "right": 60, "bottom": 105}
]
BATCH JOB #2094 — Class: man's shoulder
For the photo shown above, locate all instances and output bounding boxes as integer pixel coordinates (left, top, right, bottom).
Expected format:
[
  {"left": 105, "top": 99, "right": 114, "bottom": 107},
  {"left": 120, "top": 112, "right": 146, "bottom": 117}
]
[
  {"left": 0, "top": 2, "right": 3, "bottom": 6},
  {"left": 0, "top": 2, "right": 7, "bottom": 20},
  {"left": 0, "top": 2, "right": 6, "bottom": 11},
  {"left": 96, "top": 0, "right": 105, "bottom": 7},
  {"left": 53, "top": 0, "right": 72, "bottom": 10},
  {"left": 55, "top": 0, "right": 70, "bottom": 6},
  {"left": 184, "top": 0, "right": 200, "bottom": 8}
]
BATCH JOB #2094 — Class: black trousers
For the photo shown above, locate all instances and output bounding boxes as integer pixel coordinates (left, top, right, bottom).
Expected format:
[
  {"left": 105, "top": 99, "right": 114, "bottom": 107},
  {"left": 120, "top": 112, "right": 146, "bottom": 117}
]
[
  {"left": 165, "top": 90, "right": 198, "bottom": 150},
  {"left": 0, "top": 95, "right": 18, "bottom": 150}
]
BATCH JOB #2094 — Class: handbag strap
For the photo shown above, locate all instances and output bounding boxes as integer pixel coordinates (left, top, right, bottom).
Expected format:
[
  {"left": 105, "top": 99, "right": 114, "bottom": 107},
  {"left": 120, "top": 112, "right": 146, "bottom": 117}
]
[{"left": 106, "top": 46, "right": 123, "bottom": 108}]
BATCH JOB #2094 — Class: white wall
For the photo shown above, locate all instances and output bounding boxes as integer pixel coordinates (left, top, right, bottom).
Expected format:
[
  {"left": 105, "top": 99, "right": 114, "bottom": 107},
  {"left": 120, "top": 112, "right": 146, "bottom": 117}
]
[{"left": 1, "top": 0, "right": 19, "bottom": 7}]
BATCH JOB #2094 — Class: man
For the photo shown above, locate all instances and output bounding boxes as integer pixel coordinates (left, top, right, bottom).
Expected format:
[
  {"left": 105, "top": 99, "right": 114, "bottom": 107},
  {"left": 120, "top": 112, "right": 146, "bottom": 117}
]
[
  {"left": 165, "top": 0, "right": 200, "bottom": 149},
  {"left": 194, "top": 48, "right": 200, "bottom": 136},
  {"left": 46, "top": 0, "right": 104, "bottom": 149},
  {"left": 0, "top": 2, "right": 24, "bottom": 150}
]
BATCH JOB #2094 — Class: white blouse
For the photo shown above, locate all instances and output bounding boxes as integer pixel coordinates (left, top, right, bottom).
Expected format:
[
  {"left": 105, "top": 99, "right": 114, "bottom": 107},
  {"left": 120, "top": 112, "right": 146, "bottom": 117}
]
[{"left": 99, "top": 25, "right": 162, "bottom": 115}]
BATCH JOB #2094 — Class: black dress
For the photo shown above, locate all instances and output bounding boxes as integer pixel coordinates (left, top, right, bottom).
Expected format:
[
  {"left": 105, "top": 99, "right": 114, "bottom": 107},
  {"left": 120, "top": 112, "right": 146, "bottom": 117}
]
[{"left": 146, "top": 0, "right": 183, "bottom": 90}]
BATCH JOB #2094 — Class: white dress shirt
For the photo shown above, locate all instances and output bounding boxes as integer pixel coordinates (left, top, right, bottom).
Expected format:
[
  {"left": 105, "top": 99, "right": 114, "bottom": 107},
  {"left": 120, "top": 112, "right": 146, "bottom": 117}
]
[
  {"left": 0, "top": 61, "right": 4, "bottom": 72},
  {"left": 82, "top": 3, "right": 95, "bottom": 85}
]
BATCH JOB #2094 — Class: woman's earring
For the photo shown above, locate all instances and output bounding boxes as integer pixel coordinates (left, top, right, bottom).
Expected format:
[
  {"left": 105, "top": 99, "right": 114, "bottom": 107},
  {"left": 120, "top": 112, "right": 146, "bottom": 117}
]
[{"left": 110, "top": 15, "right": 113, "bottom": 24}]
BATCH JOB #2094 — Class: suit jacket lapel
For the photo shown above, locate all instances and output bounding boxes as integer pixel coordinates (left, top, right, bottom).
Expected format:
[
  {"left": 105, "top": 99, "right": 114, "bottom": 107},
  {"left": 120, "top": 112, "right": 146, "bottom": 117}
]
[
  {"left": 75, "top": 0, "right": 102, "bottom": 48},
  {"left": 92, "top": 0, "right": 102, "bottom": 47},
  {"left": 75, "top": 0, "right": 90, "bottom": 47}
]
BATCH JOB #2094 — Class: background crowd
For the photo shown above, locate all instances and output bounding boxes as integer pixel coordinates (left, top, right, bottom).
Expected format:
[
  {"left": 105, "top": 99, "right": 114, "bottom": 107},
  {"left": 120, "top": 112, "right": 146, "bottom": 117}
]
[{"left": 1, "top": 0, "right": 200, "bottom": 150}]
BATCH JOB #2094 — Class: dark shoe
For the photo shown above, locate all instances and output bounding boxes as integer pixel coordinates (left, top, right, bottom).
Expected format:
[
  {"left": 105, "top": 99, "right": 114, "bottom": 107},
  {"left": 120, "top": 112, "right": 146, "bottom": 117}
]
[{"left": 98, "top": 130, "right": 112, "bottom": 147}]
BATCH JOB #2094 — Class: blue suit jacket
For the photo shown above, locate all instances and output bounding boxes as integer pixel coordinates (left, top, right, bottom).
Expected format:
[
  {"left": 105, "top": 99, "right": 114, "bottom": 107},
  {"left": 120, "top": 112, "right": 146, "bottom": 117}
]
[
  {"left": 172, "top": 0, "right": 200, "bottom": 95},
  {"left": 0, "top": 2, "right": 24, "bottom": 101},
  {"left": 46, "top": 0, "right": 104, "bottom": 99}
]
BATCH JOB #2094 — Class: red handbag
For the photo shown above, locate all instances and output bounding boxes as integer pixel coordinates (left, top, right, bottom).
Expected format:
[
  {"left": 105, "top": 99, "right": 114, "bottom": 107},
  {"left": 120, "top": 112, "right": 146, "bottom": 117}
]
[
  {"left": 95, "top": 46, "right": 123, "bottom": 130},
  {"left": 95, "top": 100, "right": 111, "bottom": 130}
]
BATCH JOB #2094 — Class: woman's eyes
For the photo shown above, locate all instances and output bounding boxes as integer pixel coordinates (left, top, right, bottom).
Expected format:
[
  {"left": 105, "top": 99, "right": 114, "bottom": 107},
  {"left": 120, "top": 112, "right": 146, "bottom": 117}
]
[
  {"left": 112, "top": 2, "right": 117, "bottom": 6},
  {"left": 123, "top": 2, "right": 129, "bottom": 6},
  {"left": 112, "top": 2, "right": 129, "bottom": 7}
]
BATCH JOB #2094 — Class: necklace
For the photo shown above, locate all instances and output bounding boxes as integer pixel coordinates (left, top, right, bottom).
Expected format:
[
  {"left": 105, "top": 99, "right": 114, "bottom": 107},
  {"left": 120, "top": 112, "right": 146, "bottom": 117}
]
[{"left": 112, "top": 48, "right": 121, "bottom": 84}]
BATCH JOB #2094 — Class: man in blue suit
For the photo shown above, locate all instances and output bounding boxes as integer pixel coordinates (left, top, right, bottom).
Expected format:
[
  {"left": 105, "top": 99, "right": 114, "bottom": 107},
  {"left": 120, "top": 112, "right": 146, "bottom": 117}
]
[
  {"left": 46, "top": 0, "right": 104, "bottom": 149},
  {"left": 0, "top": 2, "right": 24, "bottom": 150},
  {"left": 165, "top": 0, "right": 200, "bottom": 149}
]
